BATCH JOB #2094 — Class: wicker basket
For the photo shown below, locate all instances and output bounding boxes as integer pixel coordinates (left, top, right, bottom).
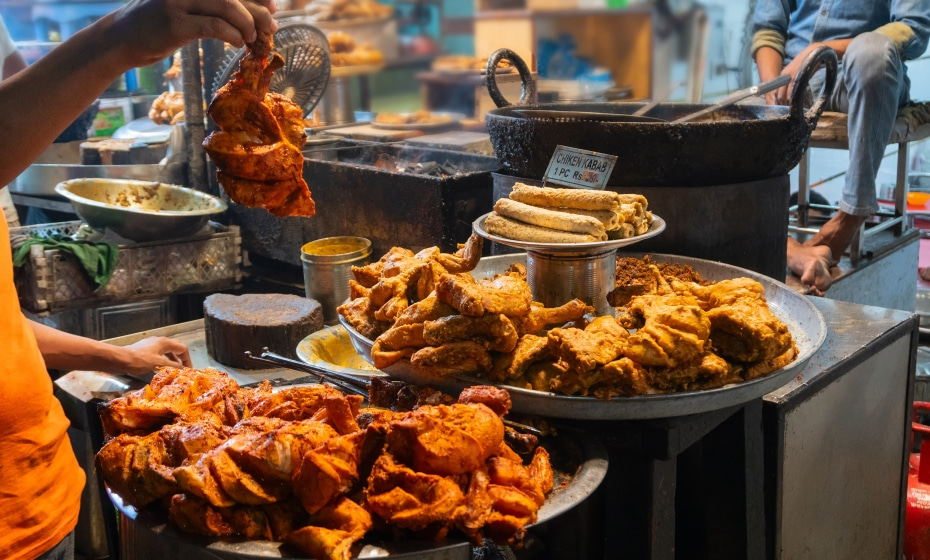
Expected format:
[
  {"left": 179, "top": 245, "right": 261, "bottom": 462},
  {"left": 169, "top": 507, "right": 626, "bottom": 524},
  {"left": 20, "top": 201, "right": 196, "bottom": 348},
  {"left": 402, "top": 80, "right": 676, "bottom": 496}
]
[{"left": 13, "top": 221, "right": 243, "bottom": 315}]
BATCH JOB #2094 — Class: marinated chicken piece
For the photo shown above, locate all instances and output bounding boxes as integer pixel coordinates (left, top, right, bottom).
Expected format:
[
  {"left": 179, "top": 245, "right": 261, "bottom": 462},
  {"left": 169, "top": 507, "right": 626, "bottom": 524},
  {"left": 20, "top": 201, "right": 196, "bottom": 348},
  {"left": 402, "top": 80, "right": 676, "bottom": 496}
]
[
  {"left": 409, "top": 341, "right": 494, "bottom": 377},
  {"left": 204, "top": 30, "right": 314, "bottom": 217},
  {"left": 547, "top": 316, "right": 628, "bottom": 374},
  {"left": 392, "top": 292, "right": 457, "bottom": 327},
  {"left": 365, "top": 452, "right": 466, "bottom": 531},
  {"left": 677, "top": 278, "right": 794, "bottom": 363},
  {"left": 484, "top": 484, "right": 540, "bottom": 545},
  {"left": 208, "top": 447, "right": 291, "bottom": 504},
  {"left": 159, "top": 421, "right": 228, "bottom": 466},
  {"left": 423, "top": 313, "right": 519, "bottom": 353},
  {"left": 457, "top": 385, "right": 512, "bottom": 417},
  {"left": 436, "top": 271, "right": 532, "bottom": 317},
  {"left": 490, "top": 334, "right": 550, "bottom": 382},
  {"left": 286, "top": 497, "right": 373, "bottom": 560},
  {"left": 503, "top": 427, "right": 538, "bottom": 455},
  {"left": 454, "top": 466, "right": 492, "bottom": 544},
  {"left": 247, "top": 384, "right": 347, "bottom": 421},
  {"left": 292, "top": 430, "right": 366, "bottom": 514},
  {"left": 98, "top": 367, "right": 242, "bottom": 436},
  {"left": 649, "top": 351, "right": 734, "bottom": 392},
  {"left": 621, "top": 294, "right": 710, "bottom": 368},
  {"left": 224, "top": 420, "right": 340, "bottom": 482},
  {"left": 514, "top": 299, "right": 592, "bottom": 336},
  {"left": 95, "top": 432, "right": 179, "bottom": 507},
  {"left": 386, "top": 403, "right": 504, "bottom": 476},
  {"left": 487, "top": 446, "right": 553, "bottom": 507},
  {"left": 169, "top": 493, "right": 307, "bottom": 540},
  {"left": 336, "top": 296, "right": 390, "bottom": 340}
]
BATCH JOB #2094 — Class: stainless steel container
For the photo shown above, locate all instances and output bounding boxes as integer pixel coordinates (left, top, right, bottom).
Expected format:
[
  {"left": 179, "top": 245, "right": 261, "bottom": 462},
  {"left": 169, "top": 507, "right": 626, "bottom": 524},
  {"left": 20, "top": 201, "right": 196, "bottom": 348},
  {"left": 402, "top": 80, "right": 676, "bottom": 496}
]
[
  {"left": 301, "top": 236, "right": 371, "bottom": 325},
  {"left": 315, "top": 75, "right": 355, "bottom": 125},
  {"left": 526, "top": 250, "right": 616, "bottom": 317}
]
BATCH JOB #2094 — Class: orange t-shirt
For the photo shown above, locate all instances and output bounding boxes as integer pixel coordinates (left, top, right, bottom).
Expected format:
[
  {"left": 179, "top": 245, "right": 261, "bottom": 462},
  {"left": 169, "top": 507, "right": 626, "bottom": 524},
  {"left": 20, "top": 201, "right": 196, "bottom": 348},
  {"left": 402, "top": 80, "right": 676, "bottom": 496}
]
[{"left": 0, "top": 217, "right": 85, "bottom": 559}]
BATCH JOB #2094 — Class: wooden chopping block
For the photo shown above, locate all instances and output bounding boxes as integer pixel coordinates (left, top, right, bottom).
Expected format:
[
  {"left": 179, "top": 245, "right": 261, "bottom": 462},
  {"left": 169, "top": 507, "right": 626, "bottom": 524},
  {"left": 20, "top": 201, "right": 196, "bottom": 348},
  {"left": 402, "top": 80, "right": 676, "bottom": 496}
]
[{"left": 323, "top": 124, "right": 424, "bottom": 143}]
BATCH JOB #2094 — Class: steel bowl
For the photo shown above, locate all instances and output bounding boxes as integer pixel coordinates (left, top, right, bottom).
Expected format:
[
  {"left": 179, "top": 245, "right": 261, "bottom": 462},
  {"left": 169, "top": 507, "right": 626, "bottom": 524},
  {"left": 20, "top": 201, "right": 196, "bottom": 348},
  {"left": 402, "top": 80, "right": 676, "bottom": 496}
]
[{"left": 55, "top": 178, "right": 226, "bottom": 242}]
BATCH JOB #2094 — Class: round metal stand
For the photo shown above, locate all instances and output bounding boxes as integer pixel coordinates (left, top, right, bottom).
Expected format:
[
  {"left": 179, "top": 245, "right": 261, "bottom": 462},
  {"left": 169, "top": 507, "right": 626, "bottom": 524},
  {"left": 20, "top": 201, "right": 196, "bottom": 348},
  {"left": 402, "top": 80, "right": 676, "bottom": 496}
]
[{"left": 472, "top": 212, "right": 666, "bottom": 316}]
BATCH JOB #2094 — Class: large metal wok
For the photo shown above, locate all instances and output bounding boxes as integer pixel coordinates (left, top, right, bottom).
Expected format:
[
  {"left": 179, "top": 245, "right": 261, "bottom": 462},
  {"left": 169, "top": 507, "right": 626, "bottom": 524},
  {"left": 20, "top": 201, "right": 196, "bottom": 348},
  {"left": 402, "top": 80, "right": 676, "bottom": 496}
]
[
  {"left": 484, "top": 46, "right": 838, "bottom": 187},
  {"left": 341, "top": 253, "right": 827, "bottom": 421}
]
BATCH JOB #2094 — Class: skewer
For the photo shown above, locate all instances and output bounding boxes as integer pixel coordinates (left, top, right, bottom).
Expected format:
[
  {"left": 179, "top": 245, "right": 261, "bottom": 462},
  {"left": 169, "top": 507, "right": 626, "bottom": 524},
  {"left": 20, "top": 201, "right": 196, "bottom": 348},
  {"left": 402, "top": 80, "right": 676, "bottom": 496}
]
[{"left": 244, "top": 348, "right": 544, "bottom": 437}]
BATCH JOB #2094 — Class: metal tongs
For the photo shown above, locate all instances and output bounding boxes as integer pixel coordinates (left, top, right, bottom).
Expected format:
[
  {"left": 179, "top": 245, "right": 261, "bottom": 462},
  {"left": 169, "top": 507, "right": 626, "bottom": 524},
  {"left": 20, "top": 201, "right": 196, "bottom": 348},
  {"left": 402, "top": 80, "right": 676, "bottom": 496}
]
[{"left": 244, "top": 348, "right": 544, "bottom": 437}]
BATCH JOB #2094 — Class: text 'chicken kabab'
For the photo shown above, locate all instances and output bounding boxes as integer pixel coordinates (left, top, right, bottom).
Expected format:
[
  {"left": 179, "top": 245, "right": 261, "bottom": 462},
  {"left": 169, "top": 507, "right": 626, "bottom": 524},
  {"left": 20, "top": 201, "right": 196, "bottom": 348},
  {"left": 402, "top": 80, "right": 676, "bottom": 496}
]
[
  {"left": 95, "top": 367, "right": 553, "bottom": 559},
  {"left": 204, "top": 31, "right": 315, "bottom": 217}
]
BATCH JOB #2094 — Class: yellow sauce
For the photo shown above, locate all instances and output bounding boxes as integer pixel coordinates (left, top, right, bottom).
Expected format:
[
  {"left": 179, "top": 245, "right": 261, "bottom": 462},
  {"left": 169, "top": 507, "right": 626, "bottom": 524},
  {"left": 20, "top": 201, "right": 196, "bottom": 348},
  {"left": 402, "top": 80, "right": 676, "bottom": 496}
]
[{"left": 305, "top": 244, "right": 364, "bottom": 256}]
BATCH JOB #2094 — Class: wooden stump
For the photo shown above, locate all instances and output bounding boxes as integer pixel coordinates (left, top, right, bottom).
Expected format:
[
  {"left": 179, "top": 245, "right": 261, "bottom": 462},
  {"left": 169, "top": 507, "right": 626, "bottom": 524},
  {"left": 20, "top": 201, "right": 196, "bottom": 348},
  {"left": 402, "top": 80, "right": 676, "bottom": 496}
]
[{"left": 204, "top": 293, "right": 323, "bottom": 369}]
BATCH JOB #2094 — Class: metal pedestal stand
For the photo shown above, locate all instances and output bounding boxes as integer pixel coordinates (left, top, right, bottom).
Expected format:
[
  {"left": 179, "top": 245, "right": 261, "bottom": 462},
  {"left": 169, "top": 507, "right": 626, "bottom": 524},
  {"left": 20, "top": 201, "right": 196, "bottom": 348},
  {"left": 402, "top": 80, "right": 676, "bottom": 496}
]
[{"left": 473, "top": 213, "right": 666, "bottom": 316}]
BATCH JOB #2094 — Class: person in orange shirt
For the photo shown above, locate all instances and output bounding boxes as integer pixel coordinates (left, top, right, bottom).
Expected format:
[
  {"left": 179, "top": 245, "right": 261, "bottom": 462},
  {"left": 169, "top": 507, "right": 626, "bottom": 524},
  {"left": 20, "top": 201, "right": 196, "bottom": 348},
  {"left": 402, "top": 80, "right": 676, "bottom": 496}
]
[{"left": 0, "top": 1, "right": 278, "bottom": 559}]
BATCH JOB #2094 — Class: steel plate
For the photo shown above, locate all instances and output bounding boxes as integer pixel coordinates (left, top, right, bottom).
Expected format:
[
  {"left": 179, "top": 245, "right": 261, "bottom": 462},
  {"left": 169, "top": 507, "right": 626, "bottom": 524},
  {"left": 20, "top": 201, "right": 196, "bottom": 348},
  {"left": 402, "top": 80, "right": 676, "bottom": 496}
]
[
  {"left": 296, "top": 325, "right": 386, "bottom": 378},
  {"left": 107, "top": 433, "right": 606, "bottom": 559},
  {"left": 473, "top": 212, "right": 667, "bottom": 253},
  {"left": 340, "top": 253, "right": 827, "bottom": 420},
  {"left": 370, "top": 112, "right": 466, "bottom": 131}
]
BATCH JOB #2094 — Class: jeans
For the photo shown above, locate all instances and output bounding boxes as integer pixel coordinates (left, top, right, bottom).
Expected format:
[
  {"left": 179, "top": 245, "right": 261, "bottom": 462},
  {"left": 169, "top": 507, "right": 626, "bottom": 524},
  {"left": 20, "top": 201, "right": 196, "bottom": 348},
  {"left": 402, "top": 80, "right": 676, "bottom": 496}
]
[
  {"left": 35, "top": 531, "right": 74, "bottom": 560},
  {"left": 807, "top": 32, "right": 911, "bottom": 216}
]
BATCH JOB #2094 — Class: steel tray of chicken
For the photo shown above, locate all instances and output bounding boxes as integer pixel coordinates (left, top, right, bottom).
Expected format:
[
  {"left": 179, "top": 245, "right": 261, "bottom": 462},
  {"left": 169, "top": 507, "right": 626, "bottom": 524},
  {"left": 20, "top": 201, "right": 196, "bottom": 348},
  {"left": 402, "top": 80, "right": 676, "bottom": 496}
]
[{"left": 337, "top": 241, "right": 826, "bottom": 421}]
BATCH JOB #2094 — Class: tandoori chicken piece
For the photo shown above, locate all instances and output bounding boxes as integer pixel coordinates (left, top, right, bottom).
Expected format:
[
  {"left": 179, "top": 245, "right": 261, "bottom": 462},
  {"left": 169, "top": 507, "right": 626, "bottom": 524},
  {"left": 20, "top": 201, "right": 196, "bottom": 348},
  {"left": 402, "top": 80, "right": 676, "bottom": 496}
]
[
  {"left": 547, "top": 316, "right": 629, "bottom": 374},
  {"left": 386, "top": 403, "right": 504, "bottom": 476},
  {"left": 457, "top": 385, "right": 512, "bottom": 417},
  {"left": 168, "top": 493, "right": 308, "bottom": 540},
  {"left": 247, "top": 384, "right": 347, "bottom": 421},
  {"left": 365, "top": 452, "right": 466, "bottom": 532},
  {"left": 98, "top": 367, "right": 243, "bottom": 436},
  {"left": 285, "top": 497, "right": 373, "bottom": 560},
  {"left": 94, "top": 431, "right": 179, "bottom": 507},
  {"left": 292, "top": 430, "right": 366, "bottom": 514},
  {"left": 204, "top": 30, "right": 314, "bottom": 217}
]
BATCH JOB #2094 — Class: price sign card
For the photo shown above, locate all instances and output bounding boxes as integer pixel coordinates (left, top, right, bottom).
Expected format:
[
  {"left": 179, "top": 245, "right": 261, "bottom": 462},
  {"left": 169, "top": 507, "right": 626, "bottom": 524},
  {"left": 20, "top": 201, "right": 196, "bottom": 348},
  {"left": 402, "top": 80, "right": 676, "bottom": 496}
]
[{"left": 543, "top": 145, "right": 618, "bottom": 190}]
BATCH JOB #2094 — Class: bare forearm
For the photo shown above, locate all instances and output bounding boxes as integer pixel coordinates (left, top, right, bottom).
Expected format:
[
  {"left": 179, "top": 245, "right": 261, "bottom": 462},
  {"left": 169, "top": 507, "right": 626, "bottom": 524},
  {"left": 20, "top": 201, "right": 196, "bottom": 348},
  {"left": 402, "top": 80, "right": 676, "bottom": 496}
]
[
  {"left": 755, "top": 46, "right": 784, "bottom": 81},
  {"left": 0, "top": 15, "right": 129, "bottom": 186},
  {"left": 29, "top": 318, "right": 130, "bottom": 372}
]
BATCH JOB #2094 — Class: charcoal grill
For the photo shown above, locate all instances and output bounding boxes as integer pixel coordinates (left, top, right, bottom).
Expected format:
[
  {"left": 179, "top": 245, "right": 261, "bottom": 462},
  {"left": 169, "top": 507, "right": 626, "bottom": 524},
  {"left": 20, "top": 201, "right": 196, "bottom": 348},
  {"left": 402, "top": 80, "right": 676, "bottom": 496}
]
[{"left": 227, "top": 141, "right": 500, "bottom": 266}]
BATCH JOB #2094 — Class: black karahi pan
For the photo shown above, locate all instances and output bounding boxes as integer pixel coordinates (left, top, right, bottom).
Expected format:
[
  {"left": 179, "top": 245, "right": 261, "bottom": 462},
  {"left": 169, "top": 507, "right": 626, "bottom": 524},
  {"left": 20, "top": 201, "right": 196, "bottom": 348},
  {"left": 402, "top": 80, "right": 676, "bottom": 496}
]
[{"left": 484, "top": 46, "right": 838, "bottom": 187}]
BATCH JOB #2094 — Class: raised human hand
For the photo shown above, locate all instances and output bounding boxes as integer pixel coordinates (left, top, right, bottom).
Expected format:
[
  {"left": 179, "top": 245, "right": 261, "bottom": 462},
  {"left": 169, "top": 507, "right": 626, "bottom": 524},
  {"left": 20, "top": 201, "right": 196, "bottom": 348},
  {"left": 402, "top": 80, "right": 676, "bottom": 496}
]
[{"left": 120, "top": 336, "right": 192, "bottom": 374}]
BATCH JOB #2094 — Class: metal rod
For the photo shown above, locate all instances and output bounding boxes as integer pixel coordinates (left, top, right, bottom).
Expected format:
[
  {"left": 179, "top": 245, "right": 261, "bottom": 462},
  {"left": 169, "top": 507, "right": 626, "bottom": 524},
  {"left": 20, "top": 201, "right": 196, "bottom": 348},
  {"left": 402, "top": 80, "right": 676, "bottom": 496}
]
[
  {"left": 181, "top": 41, "right": 207, "bottom": 190},
  {"left": 632, "top": 81, "right": 684, "bottom": 117},
  {"left": 673, "top": 74, "right": 791, "bottom": 123}
]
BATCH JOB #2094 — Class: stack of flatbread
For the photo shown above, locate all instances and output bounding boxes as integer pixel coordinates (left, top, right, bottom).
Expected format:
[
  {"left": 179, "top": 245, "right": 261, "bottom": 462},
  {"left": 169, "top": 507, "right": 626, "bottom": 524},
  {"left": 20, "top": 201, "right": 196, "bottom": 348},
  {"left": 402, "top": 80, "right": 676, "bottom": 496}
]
[{"left": 486, "top": 183, "right": 654, "bottom": 244}]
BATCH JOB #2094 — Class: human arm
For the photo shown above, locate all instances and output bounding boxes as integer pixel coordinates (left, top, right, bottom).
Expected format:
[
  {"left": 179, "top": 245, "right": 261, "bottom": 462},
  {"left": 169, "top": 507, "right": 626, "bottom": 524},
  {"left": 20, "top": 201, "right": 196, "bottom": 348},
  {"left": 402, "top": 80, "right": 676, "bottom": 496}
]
[
  {"left": 767, "top": 38, "right": 853, "bottom": 105},
  {"left": 0, "top": 0, "right": 277, "bottom": 188},
  {"left": 750, "top": 0, "right": 791, "bottom": 104},
  {"left": 28, "top": 318, "right": 191, "bottom": 375}
]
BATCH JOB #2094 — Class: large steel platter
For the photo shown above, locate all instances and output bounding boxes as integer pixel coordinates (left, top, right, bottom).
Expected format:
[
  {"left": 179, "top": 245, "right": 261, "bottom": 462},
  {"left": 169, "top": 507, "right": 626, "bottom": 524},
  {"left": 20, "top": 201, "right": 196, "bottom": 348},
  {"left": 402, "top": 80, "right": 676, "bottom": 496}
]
[
  {"left": 107, "top": 432, "right": 607, "bottom": 559},
  {"left": 473, "top": 212, "right": 666, "bottom": 253},
  {"left": 341, "top": 253, "right": 827, "bottom": 420}
]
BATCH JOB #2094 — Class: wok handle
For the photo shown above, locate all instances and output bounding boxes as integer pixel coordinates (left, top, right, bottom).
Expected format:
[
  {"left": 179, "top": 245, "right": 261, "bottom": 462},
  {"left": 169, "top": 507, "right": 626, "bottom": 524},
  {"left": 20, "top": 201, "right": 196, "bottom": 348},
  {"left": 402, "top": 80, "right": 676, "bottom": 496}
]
[
  {"left": 789, "top": 45, "right": 838, "bottom": 128},
  {"left": 486, "top": 48, "right": 536, "bottom": 108}
]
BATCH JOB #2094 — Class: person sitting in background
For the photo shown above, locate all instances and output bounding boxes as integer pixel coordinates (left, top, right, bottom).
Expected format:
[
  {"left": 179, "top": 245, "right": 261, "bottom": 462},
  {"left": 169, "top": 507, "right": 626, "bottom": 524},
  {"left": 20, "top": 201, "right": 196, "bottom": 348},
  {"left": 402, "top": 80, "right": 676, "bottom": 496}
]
[
  {"left": 752, "top": 0, "right": 930, "bottom": 296},
  {"left": 0, "top": 1, "right": 278, "bottom": 559}
]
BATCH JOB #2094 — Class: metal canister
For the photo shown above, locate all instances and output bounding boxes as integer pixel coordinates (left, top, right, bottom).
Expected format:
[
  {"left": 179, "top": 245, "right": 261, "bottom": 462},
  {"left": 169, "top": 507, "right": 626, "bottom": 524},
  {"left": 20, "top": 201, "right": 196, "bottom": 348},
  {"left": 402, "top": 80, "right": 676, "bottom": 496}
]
[
  {"left": 300, "top": 236, "right": 371, "bottom": 325},
  {"left": 525, "top": 249, "right": 616, "bottom": 317}
]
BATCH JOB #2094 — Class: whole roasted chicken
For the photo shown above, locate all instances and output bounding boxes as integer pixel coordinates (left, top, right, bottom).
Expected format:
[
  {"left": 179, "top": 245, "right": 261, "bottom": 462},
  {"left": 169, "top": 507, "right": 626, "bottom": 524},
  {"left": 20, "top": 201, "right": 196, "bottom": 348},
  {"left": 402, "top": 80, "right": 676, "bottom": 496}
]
[{"left": 204, "top": 31, "right": 315, "bottom": 217}]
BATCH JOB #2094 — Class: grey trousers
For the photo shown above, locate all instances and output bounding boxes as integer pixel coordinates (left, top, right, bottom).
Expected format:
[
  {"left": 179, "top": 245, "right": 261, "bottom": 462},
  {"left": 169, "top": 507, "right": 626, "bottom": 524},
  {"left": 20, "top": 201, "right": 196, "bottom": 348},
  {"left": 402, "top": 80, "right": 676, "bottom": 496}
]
[
  {"left": 35, "top": 531, "right": 74, "bottom": 560},
  {"left": 808, "top": 32, "right": 911, "bottom": 216}
]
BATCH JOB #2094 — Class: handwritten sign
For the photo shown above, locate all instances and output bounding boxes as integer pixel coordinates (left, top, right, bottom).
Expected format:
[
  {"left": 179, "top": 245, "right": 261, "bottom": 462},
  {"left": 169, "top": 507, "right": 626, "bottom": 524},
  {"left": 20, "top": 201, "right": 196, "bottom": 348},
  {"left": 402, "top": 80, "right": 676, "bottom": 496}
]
[{"left": 543, "top": 145, "right": 618, "bottom": 190}]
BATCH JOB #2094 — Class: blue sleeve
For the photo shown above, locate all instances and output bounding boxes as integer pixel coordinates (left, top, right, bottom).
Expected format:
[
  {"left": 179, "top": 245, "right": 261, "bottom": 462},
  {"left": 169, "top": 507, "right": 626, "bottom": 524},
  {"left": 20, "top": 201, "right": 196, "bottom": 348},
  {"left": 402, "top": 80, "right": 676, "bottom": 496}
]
[
  {"left": 891, "top": 0, "right": 930, "bottom": 59},
  {"left": 752, "top": 0, "right": 792, "bottom": 35}
]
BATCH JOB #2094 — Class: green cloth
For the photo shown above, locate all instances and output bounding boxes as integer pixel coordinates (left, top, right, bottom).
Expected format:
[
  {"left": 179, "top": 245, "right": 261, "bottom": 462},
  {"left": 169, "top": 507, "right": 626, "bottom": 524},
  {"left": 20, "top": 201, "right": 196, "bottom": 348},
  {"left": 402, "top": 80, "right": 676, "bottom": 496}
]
[{"left": 12, "top": 234, "right": 119, "bottom": 290}]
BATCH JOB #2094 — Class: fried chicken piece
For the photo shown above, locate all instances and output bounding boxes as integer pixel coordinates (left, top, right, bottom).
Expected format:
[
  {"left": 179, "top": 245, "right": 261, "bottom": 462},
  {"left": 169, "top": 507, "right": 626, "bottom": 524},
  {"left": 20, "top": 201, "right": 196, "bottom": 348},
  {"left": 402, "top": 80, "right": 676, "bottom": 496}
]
[
  {"left": 204, "top": 30, "right": 314, "bottom": 217},
  {"left": 433, "top": 233, "right": 483, "bottom": 273},
  {"left": 423, "top": 313, "right": 519, "bottom": 353},
  {"left": 678, "top": 278, "right": 794, "bottom": 363},
  {"left": 98, "top": 367, "right": 242, "bottom": 437},
  {"left": 149, "top": 91, "right": 185, "bottom": 125},
  {"left": 392, "top": 292, "right": 457, "bottom": 327},
  {"left": 437, "top": 271, "right": 533, "bottom": 317},
  {"left": 409, "top": 341, "right": 493, "bottom": 377},
  {"left": 95, "top": 432, "right": 179, "bottom": 507},
  {"left": 371, "top": 323, "right": 427, "bottom": 368},
  {"left": 742, "top": 342, "right": 798, "bottom": 380},
  {"left": 515, "top": 299, "right": 592, "bottom": 336},
  {"left": 365, "top": 452, "right": 466, "bottom": 531},
  {"left": 386, "top": 403, "right": 504, "bottom": 476},
  {"left": 369, "top": 260, "right": 428, "bottom": 322},
  {"left": 491, "top": 334, "right": 550, "bottom": 382},
  {"left": 457, "top": 386, "right": 512, "bottom": 417},
  {"left": 286, "top": 497, "right": 373, "bottom": 560},
  {"left": 337, "top": 296, "right": 390, "bottom": 341},
  {"left": 584, "top": 357, "right": 654, "bottom": 398},
  {"left": 648, "top": 351, "right": 733, "bottom": 392},
  {"left": 292, "top": 430, "right": 366, "bottom": 514},
  {"left": 522, "top": 361, "right": 566, "bottom": 393},
  {"left": 621, "top": 294, "right": 710, "bottom": 368},
  {"left": 547, "top": 316, "right": 628, "bottom": 374}
]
